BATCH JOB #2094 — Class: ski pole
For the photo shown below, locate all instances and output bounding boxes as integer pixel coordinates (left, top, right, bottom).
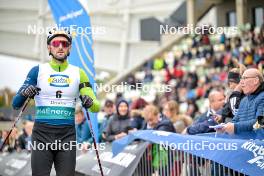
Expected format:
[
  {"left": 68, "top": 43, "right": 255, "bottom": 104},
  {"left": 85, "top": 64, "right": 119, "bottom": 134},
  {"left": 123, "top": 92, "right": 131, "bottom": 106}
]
[
  {"left": 0, "top": 98, "right": 31, "bottom": 151},
  {"left": 84, "top": 110, "right": 104, "bottom": 176}
]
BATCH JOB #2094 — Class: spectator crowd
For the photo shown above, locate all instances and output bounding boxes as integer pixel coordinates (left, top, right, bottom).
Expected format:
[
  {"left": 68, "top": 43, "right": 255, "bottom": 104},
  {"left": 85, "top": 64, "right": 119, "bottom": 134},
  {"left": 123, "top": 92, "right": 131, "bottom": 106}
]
[{"left": 1, "top": 23, "right": 264, "bottom": 157}]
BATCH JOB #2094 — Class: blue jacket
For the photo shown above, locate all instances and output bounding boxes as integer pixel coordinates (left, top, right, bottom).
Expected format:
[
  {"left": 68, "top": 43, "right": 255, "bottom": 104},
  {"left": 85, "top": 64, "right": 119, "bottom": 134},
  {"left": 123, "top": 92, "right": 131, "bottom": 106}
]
[
  {"left": 131, "top": 115, "right": 145, "bottom": 130},
  {"left": 142, "top": 115, "right": 176, "bottom": 133},
  {"left": 75, "top": 119, "right": 92, "bottom": 143},
  {"left": 12, "top": 66, "right": 39, "bottom": 109},
  {"left": 232, "top": 85, "right": 264, "bottom": 134},
  {"left": 187, "top": 110, "right": 220, "bottom": 135}
]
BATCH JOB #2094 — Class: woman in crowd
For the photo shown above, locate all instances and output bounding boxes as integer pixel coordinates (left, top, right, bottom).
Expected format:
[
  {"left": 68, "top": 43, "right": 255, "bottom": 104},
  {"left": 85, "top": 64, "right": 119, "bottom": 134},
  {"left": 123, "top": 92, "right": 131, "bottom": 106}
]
[
  {"left": 163, "top": 100, "right": 193, "bottom": 133},
  {"left": 104, "top": 99, "right": 132, "bottom": 142}
]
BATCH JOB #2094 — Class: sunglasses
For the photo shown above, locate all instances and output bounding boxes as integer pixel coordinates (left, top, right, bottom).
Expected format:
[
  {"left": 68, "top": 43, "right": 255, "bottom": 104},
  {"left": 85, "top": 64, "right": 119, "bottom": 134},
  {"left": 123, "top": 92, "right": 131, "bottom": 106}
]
[{"left": 50, "top": 40, "right": 70, "bottom": 48}]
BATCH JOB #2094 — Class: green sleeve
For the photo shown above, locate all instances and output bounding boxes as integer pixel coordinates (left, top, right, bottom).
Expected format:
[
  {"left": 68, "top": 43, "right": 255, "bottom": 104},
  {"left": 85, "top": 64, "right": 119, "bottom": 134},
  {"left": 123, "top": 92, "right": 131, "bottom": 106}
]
[{"left": 79, "top": 68, "right": 100, "bottom": 112}]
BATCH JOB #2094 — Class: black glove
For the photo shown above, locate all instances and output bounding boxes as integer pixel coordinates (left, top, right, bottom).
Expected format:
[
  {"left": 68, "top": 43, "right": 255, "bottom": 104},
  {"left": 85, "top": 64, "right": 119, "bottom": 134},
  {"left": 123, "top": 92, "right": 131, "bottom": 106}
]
[
  {"left": 80, "top": 95, "right": 93, "bottom": 109},
  {"left": 21, "top": 85, "right": 40, "bottom": 98}
]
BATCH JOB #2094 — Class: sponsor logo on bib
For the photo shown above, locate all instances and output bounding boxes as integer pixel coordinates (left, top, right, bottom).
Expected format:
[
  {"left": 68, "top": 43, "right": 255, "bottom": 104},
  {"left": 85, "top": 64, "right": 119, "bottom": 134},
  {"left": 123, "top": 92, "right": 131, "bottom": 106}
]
[{"left": 48, "top": 74, "right": 71, "bottom": 87}]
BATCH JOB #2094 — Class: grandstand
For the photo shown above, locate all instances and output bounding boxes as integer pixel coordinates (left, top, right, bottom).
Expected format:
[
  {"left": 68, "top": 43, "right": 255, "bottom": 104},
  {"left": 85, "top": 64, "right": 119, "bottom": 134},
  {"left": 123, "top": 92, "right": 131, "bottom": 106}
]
[{"left": 0, "top": 0, "right": 264, "bottom": 176}]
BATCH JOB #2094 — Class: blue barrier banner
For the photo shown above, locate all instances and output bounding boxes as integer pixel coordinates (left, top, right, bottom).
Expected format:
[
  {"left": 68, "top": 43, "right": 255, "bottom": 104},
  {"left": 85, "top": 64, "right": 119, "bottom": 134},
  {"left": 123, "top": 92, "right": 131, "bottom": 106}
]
[
  {"left": 112, "top": 130, "right": 264, "bottom": 176},
  {"left": 48, "top": 0, "right": 99, "bottom": 141}
]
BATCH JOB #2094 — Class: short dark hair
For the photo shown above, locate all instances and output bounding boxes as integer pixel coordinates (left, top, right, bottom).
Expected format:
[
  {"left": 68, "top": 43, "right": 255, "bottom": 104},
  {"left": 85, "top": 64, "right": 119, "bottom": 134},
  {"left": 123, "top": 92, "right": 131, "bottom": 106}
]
[{"left": 104, "top": 100, "right": 114, "bottom": 107}]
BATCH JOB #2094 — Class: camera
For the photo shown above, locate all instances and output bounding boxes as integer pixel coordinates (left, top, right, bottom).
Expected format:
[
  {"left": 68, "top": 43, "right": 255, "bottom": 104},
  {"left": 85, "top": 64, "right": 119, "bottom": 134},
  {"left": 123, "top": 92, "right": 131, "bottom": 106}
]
[
  {"left": 253, "top": 116, "right": 264, "bottom": 129},
  {"left": 257, "top": 116, "right": 264, "bottom": 127}
]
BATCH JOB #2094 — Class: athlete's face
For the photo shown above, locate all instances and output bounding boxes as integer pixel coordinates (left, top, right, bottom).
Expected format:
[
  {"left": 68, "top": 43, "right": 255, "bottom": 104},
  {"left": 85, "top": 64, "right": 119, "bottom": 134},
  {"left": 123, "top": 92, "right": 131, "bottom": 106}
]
[{"left": 48, "top": 36, "right": 71, "bottom": 61}]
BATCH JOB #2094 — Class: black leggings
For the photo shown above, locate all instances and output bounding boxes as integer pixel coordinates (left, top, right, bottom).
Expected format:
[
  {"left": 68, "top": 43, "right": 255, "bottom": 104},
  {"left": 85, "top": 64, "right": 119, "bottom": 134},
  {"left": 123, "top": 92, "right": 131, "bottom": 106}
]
[{"left": 31, "top": 123, "right": 76, "bottom": 176}]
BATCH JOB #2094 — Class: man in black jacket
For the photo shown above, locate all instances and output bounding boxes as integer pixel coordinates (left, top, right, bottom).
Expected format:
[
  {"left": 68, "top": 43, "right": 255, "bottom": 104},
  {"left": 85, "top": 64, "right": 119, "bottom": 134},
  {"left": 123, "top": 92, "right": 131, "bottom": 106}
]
[
  {"left": 142, "top": 105, "right": 176, "bottom": 133},
  {"left": 221, "top": 69, "right": 245, "bottom": 122}
]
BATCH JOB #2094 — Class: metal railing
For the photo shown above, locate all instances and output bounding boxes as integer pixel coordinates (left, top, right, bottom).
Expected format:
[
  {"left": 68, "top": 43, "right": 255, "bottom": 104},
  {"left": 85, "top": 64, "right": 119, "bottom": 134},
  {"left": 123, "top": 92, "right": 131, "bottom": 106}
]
[{"left": 133, "top": 144, "right": 247, "bottom": 176}]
